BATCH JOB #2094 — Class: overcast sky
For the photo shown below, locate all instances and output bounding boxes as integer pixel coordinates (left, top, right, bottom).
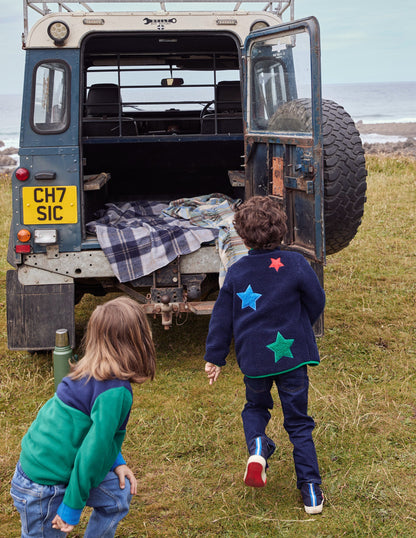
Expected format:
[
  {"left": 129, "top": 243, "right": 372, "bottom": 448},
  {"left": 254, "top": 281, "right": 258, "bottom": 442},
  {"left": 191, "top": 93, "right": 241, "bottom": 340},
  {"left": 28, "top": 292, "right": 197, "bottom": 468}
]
[{"left": 0, "top": 0, "right": 414, "bottom": 95}]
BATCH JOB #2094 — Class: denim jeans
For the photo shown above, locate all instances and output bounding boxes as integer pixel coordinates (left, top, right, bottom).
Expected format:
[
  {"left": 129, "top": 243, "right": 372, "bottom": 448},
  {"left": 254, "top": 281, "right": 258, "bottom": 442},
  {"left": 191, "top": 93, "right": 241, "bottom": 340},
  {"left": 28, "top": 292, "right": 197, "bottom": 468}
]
[
  {"left": 242, "top": 365, "right": 321, "bottom": 488},
  {"left": 11, "top": 462, "right": 131, "bottom": 537}
]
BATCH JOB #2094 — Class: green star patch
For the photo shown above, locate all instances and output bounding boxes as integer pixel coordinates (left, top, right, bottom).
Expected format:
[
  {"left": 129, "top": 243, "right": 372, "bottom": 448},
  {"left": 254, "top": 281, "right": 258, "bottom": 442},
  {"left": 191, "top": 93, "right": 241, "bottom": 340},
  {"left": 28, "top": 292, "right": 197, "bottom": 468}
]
[{"left": 266, "top": 332, "right": 294, "bottom": 362}]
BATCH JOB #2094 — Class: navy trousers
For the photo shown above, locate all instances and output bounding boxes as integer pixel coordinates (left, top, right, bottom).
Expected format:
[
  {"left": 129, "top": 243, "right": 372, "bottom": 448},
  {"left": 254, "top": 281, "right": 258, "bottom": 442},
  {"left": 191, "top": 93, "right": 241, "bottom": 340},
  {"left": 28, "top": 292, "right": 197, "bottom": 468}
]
[{"left": 241, "top": 365, "right": 321, "bottom": 488}]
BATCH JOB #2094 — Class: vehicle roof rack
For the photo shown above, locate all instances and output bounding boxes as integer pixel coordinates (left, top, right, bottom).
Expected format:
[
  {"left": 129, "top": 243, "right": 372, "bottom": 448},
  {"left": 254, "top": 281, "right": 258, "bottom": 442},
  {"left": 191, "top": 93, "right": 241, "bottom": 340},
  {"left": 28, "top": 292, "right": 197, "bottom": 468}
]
[{"left": 24, "top": 0, "right": 294, "bottom": 42}]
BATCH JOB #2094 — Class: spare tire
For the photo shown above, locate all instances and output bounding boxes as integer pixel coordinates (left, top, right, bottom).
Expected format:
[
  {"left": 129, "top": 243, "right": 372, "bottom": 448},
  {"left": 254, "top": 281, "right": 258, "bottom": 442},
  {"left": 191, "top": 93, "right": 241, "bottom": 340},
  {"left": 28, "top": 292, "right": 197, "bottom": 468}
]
[{"left": 269, "top": 98, "right": 367, "bottom": 254}]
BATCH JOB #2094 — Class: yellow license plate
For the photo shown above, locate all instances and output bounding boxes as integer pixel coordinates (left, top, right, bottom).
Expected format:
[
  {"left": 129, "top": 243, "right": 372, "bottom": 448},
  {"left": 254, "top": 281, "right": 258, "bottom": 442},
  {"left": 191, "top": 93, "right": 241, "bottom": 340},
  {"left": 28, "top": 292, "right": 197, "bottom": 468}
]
[{"left": 22, "top": 186, "right": 78, "bottom": 225}]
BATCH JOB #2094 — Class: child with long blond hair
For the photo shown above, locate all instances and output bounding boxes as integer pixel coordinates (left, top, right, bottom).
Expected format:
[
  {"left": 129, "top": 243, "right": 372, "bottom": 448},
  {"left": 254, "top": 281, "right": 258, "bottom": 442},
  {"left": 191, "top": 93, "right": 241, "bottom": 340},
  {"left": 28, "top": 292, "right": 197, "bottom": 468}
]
[{"left": 11, "top": 296, "right": 156, "bottom": 537}]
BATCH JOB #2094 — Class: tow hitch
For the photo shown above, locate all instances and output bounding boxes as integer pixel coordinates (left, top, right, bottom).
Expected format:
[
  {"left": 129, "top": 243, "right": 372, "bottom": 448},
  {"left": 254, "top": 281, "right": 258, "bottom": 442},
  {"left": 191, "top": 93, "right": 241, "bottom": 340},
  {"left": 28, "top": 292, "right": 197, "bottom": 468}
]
[
  {"left": 146, "top": 297, "right": 215, "bottom": 330},
  {"left": 113, "top": 261, "right": 215, "bottom": 329},
  {"left": 153, "top": 295, "right": 182, "bottom": 330}
]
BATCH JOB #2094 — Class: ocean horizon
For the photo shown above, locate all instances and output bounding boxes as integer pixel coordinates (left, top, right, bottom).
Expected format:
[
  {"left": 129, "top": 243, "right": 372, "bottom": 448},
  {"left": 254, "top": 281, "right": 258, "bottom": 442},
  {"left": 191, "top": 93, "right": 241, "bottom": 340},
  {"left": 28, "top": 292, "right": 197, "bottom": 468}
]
[{"left": 1, "top": 80, "right": 415, "bottom": 151}]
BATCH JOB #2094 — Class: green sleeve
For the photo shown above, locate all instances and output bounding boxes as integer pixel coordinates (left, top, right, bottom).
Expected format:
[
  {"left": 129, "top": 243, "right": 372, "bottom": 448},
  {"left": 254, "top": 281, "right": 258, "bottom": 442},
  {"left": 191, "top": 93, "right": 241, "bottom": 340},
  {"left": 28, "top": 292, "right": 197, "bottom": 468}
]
[{"left": 62, "top": 386, "right": 133, "bottom": 511}]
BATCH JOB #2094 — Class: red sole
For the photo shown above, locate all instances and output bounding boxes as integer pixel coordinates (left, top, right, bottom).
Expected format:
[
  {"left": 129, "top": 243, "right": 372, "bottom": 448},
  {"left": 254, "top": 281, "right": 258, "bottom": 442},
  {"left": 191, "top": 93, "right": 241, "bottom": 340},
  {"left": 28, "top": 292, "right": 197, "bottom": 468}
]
[{"left": 244, "top": 462, "right": 266, "bottom": 488}]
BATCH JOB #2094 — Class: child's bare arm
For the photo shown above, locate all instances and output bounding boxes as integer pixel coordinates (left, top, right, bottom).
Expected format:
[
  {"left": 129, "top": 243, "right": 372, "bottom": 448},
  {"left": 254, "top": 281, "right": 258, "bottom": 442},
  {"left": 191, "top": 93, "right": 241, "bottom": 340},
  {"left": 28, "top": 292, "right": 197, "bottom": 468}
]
[{"left": 205, "top": 362, "right": 221, "bottom": 385}]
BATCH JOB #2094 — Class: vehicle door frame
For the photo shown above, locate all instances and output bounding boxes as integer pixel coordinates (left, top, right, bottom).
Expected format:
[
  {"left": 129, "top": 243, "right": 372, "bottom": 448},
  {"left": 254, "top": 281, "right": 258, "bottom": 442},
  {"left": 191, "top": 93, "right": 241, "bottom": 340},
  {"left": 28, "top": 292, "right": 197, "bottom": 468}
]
[{"left": 242, "top": 16, "right": 325, "bottom": 264}]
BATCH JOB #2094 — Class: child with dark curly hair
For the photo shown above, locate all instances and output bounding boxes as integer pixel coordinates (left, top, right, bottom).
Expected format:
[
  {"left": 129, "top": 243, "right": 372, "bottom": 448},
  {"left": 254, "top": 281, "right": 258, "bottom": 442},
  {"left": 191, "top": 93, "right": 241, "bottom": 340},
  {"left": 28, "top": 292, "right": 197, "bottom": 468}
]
[{"left": 204, "top": 196, "right": 325, "bottom": 514}]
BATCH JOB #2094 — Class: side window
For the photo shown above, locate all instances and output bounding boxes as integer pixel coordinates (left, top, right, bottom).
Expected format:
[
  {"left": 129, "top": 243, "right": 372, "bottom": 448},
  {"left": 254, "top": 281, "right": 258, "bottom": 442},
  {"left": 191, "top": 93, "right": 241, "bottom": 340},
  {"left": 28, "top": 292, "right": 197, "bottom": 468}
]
[
  {"left": 249, "top": 30, "right": 312, "bottom": 133},
  {"left": 32, "top": 61, "right": 70, "bottom": 133}
]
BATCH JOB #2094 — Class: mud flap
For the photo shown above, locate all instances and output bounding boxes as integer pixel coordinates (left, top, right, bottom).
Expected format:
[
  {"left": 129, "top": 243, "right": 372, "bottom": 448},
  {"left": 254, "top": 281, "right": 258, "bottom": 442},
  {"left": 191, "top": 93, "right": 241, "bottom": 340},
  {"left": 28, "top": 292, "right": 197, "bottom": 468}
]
[{"left": 6, "top": 270, "right": 75, "bottom": 351}]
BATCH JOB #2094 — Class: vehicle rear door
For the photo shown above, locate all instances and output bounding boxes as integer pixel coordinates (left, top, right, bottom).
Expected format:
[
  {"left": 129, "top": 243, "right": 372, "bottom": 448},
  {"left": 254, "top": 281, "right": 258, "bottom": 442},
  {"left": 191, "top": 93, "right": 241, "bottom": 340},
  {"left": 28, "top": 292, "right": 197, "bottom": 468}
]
[
  {"left": 243, "top": 17, "right": 324, "bottom": 263},
  {"left": 15, "top": 49, "right": 81, "bottom": 254}
]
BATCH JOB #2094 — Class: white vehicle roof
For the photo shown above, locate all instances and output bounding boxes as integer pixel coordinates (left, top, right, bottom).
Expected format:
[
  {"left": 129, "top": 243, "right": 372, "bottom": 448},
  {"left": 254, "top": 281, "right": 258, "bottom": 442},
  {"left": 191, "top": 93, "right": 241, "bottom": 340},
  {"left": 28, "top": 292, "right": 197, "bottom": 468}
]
[{"left": 24, "top": 0, "right": 294, "bottom": 48}]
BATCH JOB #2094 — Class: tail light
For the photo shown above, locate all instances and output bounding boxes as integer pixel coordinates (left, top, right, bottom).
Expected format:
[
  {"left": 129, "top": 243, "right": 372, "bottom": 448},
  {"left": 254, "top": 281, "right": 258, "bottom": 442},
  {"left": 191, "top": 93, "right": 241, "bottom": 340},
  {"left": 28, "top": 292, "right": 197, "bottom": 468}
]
[
  {"left": 17, "top": 229, "right": 31, "bottom": 242},
  {"left": 16, "top": 229, "right": 32, "bottom": 254},
  {"left": 16, "top": 168, "right": 30, "bottom": 181},
  {"left": 15, "top": 244, "right": 31, "bottom": 254}
]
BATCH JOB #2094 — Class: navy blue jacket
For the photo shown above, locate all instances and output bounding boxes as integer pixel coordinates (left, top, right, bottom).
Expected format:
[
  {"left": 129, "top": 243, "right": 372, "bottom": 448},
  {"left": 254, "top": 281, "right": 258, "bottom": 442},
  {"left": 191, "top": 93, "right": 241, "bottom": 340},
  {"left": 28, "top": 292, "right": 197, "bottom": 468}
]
[{"left": 204, "top": 248, "right": 325, "bottom": 377}]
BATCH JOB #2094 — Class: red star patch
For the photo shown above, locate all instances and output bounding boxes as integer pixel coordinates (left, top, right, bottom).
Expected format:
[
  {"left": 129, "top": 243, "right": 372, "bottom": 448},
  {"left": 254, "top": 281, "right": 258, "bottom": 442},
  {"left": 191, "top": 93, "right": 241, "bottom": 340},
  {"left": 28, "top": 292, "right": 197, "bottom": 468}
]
[{"left": 269, "top": 257, "right": 284, "bottom": 272}]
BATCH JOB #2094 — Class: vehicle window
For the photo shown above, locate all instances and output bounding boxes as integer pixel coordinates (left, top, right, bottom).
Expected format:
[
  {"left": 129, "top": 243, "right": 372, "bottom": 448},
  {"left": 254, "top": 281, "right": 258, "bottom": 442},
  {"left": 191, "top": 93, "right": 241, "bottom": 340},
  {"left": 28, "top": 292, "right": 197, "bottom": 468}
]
[
  {"left": 32, "top": 61, "right": 70, "bottom": 133},
  {"left": 81, "top": 33, "right": 241, "bottom": 136},
  {"left": 249, "top": 30, "right": 312, "bottom": 133},
  {"left": 85, "top": 64, "right": 240, "bottom": 113}
]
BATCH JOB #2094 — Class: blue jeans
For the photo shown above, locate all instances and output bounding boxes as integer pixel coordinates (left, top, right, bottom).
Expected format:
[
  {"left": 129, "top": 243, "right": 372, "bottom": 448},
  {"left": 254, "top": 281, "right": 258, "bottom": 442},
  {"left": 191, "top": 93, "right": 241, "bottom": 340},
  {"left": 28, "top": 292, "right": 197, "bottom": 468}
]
[
  {"left": 242, "top": 366, "right": 321, "bottom": 488},
  {"left": 11, "top": 462, "right": 131, "bottom": 538}
]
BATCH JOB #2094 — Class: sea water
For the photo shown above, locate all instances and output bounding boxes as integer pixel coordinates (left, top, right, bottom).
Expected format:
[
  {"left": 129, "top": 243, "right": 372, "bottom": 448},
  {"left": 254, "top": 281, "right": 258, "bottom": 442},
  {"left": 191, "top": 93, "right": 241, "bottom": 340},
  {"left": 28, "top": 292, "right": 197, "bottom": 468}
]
[
  {"left": 323, "top": 81, "right": 416, "bottom": 124},
  {"left": 0, "top": 94, "right": 22, "bottom": 161},
  {"left": 322, "top": 81, "right": 416, "bottom": 144},
  {"left": 1, "top": 81, "right": 415, "bottom": 152}
]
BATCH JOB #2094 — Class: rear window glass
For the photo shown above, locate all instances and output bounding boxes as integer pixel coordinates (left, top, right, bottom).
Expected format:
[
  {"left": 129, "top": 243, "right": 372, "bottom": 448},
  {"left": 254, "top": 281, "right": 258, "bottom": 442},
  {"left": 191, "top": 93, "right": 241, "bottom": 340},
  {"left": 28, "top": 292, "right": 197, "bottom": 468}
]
[{"left": 32, "top": 61, "right": 70, "bottom": 133}]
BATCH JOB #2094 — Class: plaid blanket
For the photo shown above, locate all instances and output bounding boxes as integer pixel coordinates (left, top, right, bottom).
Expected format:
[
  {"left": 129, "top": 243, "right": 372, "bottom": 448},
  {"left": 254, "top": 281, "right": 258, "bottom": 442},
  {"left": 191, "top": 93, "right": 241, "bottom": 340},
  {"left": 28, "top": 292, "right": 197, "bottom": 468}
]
[
  {"left": 87, "top": 195, "right": 247, "bottom": 285},
  {"left": 163, "top": 193, "right": 248, "bottom": 285},
  {"left": 86, "top": 200, "right": 218, "bottom": 283}
]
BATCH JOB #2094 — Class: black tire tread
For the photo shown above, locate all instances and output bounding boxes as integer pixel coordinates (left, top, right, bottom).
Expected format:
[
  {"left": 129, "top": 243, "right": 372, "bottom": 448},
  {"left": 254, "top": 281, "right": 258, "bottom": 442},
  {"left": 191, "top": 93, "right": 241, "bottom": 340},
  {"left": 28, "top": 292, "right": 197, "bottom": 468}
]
[
  {"left": 269, "top": 98, "right": 367, "bottom": 255},
  {"left": 322, "top": 99, "right": 367, "bottom": 254}
]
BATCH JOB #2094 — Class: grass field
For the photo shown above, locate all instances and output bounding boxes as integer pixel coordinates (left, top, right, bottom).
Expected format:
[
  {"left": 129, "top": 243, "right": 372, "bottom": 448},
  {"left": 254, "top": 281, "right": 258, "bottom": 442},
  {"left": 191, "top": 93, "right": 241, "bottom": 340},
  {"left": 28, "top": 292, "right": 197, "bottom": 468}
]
[{"left": 0, "top": 155, "right": 415, "bottom": 537}]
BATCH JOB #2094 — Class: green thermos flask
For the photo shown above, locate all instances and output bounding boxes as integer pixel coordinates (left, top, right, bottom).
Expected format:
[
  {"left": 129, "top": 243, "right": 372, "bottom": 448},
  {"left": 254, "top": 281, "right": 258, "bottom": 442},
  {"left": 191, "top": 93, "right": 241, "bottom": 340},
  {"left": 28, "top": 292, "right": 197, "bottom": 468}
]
[{"left": 53, "top": 328, "right": 72, "bottom": 391}]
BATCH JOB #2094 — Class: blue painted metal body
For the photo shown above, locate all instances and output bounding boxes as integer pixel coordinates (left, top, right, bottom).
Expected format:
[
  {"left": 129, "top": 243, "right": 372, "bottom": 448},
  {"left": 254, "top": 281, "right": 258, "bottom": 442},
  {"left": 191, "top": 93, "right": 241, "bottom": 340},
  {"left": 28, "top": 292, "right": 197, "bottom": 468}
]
[{"left": 12, "top": 48, "right": 81, "bottom": 255}]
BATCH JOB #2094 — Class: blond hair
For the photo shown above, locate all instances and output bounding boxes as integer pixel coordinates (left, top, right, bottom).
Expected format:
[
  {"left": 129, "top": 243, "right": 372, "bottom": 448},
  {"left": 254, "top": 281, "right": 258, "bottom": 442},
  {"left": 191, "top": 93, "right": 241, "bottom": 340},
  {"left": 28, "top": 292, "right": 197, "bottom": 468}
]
[{"left": 70, "top": 296, "right": 156, "bottom": 383}]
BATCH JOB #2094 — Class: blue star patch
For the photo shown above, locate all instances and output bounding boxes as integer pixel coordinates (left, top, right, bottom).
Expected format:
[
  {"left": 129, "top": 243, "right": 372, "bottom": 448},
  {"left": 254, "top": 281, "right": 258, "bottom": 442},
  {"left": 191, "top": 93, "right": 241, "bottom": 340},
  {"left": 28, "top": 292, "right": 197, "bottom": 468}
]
[
  {"left": 266, "top": 332, "right": 294, "bottom": 362},
  {"left": 237, "top": 285, "right": 262, "bottom": 311}
]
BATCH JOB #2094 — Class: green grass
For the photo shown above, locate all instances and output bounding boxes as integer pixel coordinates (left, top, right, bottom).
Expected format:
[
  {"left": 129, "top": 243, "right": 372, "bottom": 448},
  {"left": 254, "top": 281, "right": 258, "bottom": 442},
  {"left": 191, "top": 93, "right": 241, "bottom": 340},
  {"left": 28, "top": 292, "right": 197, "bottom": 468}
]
[{"left": 1, "top": 155, "right": 416, "bottom": 536}]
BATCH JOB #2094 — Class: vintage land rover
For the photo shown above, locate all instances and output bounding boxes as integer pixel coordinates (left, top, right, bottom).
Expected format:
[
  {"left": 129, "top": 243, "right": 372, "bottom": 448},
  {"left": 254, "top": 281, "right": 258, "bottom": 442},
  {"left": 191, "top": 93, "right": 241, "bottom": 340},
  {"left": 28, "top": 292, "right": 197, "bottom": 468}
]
[{"left": 7, "top": 0, "right": 367, "bottom": 350}]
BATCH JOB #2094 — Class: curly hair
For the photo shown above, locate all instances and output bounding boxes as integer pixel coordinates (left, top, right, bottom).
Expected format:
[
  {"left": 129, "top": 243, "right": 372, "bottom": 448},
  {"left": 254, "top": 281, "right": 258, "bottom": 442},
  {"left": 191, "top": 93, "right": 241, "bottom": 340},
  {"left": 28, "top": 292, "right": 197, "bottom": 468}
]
[{"left": 234, "top": 196, "right": 287, "bottom": 250}]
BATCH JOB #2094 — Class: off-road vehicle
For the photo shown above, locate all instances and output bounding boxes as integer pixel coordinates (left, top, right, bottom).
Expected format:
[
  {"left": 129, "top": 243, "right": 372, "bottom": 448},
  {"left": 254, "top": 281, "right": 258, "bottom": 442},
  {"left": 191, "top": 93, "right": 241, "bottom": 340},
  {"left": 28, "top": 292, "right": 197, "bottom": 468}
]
[{"left": 7, "top": 0, "right": 367, "bottom": 350}]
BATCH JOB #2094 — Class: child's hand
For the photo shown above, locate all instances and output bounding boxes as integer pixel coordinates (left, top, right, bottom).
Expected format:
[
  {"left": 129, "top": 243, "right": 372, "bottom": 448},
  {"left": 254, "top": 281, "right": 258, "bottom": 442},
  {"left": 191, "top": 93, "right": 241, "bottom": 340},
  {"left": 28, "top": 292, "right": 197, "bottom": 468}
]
[
  {"left": 205, "top": 362, "right": 221, "bottom": 385},
  {"left": 114, "top": 464, "right": 138, "bottom": 495},
  {"left": 52, "top": 514, "right": 74, "bottom": 533}
]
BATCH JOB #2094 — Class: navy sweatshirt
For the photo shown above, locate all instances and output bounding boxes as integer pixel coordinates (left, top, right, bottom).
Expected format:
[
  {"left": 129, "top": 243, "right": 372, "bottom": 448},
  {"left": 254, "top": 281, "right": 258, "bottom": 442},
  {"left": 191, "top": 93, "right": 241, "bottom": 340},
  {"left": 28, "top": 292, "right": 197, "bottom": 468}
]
[{"left": 204, "top": 248, "right": 325, "bottom": 377}]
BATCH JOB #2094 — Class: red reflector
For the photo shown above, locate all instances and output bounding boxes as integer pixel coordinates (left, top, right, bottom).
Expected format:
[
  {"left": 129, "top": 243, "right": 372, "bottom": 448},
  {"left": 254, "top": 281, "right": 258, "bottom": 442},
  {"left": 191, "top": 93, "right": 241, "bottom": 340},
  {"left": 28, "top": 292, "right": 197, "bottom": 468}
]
[
  {"left": 16, "top": 168, "right": 30, "bottom": 181},
  {"left": 15, "top": 244, "right": 31, "bottom": 253}
]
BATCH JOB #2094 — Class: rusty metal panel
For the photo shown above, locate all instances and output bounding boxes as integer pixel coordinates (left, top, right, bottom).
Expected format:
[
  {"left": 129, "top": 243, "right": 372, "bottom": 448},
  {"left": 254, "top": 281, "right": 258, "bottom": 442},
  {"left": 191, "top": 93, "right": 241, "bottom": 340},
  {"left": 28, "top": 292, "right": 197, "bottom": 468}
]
[{"left": 272, "top": 156, "right": 284, "bottom": 197}]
